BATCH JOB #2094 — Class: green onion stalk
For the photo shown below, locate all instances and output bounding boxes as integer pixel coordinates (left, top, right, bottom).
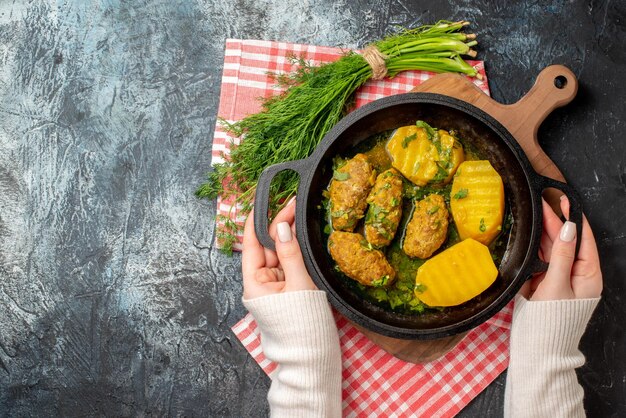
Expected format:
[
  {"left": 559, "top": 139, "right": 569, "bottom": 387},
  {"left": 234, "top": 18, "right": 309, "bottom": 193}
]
[{"left": 197, "top": 20, "right": 480, "bottom": 254}]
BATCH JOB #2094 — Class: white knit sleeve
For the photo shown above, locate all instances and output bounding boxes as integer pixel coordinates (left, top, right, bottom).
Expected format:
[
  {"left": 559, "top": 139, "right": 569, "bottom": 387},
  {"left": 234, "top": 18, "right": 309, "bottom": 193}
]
[
  {"left": 504, "top": 295, "right": 600, "bottom": 418},
  {"left": 243, "top": 290, "right": 342, "bottom": 418}
]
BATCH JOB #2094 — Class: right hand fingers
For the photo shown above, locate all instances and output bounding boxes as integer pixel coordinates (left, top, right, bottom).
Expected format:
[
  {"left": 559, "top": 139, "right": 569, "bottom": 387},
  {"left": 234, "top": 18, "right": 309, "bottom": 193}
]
[
  {"left": 532, "top": 219, "right": 577, "bottom": 301},
  {"left": 571, "top": 214, "right": 603, "bottom": 299},
  {"left": 560, "top": 195, "right": 602, "bottom": 289},
  {"left": 532, "top": 196, "right": 578, "bottom": 301},
  {"left": 539, "top": 198, "right": 564, "bottom": 261}
]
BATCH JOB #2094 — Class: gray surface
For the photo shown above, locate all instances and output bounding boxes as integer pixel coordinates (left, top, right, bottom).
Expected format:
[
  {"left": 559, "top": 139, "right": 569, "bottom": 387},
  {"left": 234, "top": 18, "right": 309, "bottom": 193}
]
[{"left": 0, "top": 0, "right": 624, "bottom": 416}]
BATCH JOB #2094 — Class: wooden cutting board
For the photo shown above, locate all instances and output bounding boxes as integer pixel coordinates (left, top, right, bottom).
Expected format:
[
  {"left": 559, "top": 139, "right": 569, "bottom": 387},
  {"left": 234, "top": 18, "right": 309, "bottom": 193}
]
[{"left": 356, "top": 65, "right": 579, "bottom": 363}]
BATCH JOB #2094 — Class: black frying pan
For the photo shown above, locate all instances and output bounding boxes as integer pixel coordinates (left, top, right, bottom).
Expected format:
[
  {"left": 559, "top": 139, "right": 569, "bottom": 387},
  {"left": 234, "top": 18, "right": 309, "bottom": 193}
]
[{"left": 253, "top": 92, "right": 582, "bottom": 340}]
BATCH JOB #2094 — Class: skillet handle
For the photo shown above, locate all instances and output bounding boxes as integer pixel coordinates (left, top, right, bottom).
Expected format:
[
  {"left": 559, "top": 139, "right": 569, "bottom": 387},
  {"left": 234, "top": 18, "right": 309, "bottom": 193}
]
[
  {"left": 254, "top": 159, "right": 310, "bottom": 251},
  {"left": 528, "top": 175, "right": 583, "bottom": 274}
]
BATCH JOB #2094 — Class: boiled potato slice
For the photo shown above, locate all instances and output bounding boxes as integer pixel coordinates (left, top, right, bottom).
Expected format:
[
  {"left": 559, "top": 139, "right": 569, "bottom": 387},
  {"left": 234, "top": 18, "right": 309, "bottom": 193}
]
[
  {"left": 450, "top": 160, "right": 504, "bottom": 245},
  {"left": 414, "top": 238, "right": 498, "bottom": 307},
  {"left": 386, "top": 123, "right": 464, "bottom": 186}
]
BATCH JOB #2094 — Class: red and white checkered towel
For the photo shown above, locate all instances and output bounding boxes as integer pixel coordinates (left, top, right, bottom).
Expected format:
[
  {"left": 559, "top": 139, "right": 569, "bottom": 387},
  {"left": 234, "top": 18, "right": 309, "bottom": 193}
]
[
  {"left": 214, "top": 39, "right": 511, "bottom": 416},
  {"left": 233, "top": 306, "right": 512, "bottom": 417}
]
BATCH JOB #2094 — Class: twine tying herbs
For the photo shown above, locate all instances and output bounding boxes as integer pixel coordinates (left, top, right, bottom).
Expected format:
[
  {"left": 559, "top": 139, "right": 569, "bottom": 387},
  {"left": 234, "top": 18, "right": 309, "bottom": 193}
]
[
  {"left": 362, "top": 45, "right": 389, "bottom": 80},
  {"left": 197, "top": 20, "right": 480, "bottom": 254}
]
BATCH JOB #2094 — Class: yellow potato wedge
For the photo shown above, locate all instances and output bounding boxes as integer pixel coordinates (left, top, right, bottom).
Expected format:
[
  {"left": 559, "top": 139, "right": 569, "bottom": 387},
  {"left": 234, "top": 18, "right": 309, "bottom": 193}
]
[
  {"left": 386, "top": 123, "right": 464, "bottom": 186},
  {"left": 414, "top": 238, "right": 498, "bottom": 307},
  {"left": 450, "top": 160, "right": 504, "bottom": 245}
]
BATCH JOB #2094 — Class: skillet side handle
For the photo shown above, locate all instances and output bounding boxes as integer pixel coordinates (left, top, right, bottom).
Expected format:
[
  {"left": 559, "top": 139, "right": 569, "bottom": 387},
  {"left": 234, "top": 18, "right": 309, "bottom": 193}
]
[
  {"left": 254, "top": 159, "right": 309, "bottom": 251},
  {"left": 528, "top": 175, "right": 584, "bottom": 275}
]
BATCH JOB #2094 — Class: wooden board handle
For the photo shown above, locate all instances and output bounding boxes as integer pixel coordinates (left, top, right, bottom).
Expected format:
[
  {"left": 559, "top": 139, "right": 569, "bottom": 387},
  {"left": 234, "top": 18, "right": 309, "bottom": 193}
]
[
  {"left": 413, "top": 65, "right": 578, "bottom": 182},
  {"left": 492, "top": 65, "right": 578, "bottom": 181}
]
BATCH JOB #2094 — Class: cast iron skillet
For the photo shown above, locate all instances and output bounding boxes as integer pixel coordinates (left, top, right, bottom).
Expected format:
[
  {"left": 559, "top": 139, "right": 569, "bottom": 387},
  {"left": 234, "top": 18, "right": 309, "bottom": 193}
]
[{"left": 253, "top": 93, "right": 582, "bottom": 340}]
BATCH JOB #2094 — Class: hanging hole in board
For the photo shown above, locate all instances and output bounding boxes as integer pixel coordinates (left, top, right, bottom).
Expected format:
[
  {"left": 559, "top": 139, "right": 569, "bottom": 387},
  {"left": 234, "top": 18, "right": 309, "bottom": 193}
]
[{"left": 554, "top": 75, "right": 568, "bottom": 89}]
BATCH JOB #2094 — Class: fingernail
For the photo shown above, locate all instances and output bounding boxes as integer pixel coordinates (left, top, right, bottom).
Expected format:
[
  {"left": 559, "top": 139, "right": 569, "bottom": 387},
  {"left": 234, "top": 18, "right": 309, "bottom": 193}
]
[
  {"left": 560, "top": 221, "right": 576, "bottom": 242},
  {"left": 286, "top": 196, "right": 296, "bottom": 206},
  {"left": 277, "top": 222, "right": 292, "bottom": 243},
  {"left": 560, "top": 194, "right": 568, "bottom": 201}
]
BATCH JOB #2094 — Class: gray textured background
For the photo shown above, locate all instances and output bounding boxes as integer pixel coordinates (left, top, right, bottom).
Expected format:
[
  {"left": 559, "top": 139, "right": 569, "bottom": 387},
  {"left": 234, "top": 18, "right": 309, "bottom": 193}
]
[{"left": 0, "top": 0, "right": 624, "bottom": 416}]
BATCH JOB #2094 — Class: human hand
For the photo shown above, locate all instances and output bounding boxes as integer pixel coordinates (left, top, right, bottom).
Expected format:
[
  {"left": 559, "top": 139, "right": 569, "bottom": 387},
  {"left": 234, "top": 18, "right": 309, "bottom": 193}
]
[
  {"left": 522, "top": 195, "right": 603, "bottom": 301},
  {"left": 242, "top": 198, "right": 317, "bottom": 299}
]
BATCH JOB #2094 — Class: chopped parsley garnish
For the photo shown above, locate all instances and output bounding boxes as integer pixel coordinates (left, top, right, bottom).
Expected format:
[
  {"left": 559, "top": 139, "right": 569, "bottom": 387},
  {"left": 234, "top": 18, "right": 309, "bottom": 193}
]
[
  {"left": 371, "top": 275, "right": 390, "bottom": 287},
  {"left": 453, "top": 188, "right": 469, "bottom": 199},
  {"left": 401, "top": 133, "right": 417, "bottom": 148},
  {"left": 377, "top": 228, "right": 393, "bottom": 240},
  {"left": 479, "top": 218, "right": 487, "bottom": 232},
  {"left": 332, "top": 156, "right": 346, "bottom": 170},
  {"left": 432, "top": 163, "right": 449, "bottom": 182},
  {"left": 427, "top": 205, "right": 440, "bottom": 215},
  {"left": 331, "top": 209, "right": 349, "bottom": 218},
  {"left": 432, "top": 137, "right": 443, "bottom": 154},
  {"left": 415, "top": 120, "right": 436, "bottom": 140},
  {"left": 333, "top": 170, "right": 350, "bottom": 181},
  {"left": 360, "top": 240, "right": 375, "bottom": 251},
  {"left": 414, "top": 283, "right": 427, "bottom": 293}
]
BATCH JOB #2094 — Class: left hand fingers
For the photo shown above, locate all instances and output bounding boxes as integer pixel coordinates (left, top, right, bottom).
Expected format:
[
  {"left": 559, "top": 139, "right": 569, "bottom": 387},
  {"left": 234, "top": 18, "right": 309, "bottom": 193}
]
[
  {"left": 243, "top": 212, "right": 283, "bottom": 299},
  {"left": 242, "top": 212, "right": 267, "bottom": 283},
  {"left": 242, "top": 200, "right": 295, "bottom": 300},
  {"left": 245, "top": 280, "right": 286, "bottom": 299},
  {"left": 262, "top": 197, "right": 297, "bottom": 267},
  {"left": 242, "top": 234, "right": 287, "bottom": 298},
  {"left": 255, "top": 267, "right": 285, "bottom": 283},
  {"left": 269, "top": 197, "right": 296, "bottom": 240}
]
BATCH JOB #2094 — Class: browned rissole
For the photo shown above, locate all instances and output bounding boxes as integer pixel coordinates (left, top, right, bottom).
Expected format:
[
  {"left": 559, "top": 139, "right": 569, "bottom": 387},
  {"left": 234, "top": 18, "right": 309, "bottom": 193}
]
[
  {"left": 403, "top": 193, "right": 449, "bottom": 259},
  {"left": 328, "top": 231, "right": 396, "bottom": 287},
  {"left": 328, "top": 153, "right": 376, "bottom": 231},
  {"left": 364, "top": 168, "right": 404, "bottom": 247}
]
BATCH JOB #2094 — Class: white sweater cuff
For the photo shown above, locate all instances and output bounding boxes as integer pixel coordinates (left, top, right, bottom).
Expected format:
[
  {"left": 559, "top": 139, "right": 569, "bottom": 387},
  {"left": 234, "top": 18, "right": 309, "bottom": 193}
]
[
  {"left": 511, "top": 296, "right": 600, "bottom": 358},
  {"left": 243, "top": 290, "right": 342, "bottom": 418},
  {"left": 504, "top": 295, "right": 600, "bottom": 418},
  {"left": 243, "top": 290, "right": 338, "bottom": 351}
]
